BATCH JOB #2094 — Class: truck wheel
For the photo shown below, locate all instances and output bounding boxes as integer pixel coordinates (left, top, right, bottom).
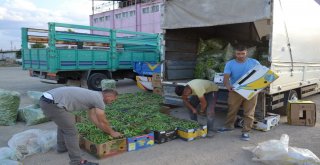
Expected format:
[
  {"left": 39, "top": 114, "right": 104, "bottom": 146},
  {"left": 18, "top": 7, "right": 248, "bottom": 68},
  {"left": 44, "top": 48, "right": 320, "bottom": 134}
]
[
  {"left": 87, "top": 73, "right": 107, "bottom": 91},
  {"left": 276, "top": 90, "right": 298, "bottom": 115}
]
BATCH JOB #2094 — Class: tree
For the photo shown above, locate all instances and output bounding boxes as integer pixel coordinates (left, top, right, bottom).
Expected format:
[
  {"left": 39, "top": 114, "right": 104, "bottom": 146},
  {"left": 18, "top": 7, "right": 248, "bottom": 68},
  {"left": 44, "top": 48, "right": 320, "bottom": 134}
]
[{"left": 31, "top": 43, "right": 46, "bottom": 48}]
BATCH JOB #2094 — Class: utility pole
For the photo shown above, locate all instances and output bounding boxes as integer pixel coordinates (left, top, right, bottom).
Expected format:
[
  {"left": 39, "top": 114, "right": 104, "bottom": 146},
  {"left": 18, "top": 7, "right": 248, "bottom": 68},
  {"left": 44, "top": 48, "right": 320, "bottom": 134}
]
[
  {"left": 11, "top": 41, "right": 13, "bottom": 50},
  {"left": 91, "top": 0, "right": 94, "bottom": 34},
  {"left": 135, "top": 0, "right": 138, "bottom": 32},
  {"left": 92, "top": 0, "right": 94, "bottom": 16},
  {"left": 113, "top": 0, "right": 115, "bottom": 29}
]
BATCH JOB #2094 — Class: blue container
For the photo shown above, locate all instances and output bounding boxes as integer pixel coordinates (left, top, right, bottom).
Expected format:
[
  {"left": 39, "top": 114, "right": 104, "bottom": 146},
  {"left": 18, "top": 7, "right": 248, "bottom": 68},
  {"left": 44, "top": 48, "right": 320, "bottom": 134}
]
[{"left": 133, "top": 62, "right": 161, "bottom": 76}]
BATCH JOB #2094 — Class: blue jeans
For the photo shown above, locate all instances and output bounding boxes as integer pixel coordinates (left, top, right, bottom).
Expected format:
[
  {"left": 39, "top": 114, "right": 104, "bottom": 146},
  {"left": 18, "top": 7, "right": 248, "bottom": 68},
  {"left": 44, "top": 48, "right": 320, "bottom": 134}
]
[{"left": 188, "top": 91, "right": 217, "bottom": 132}]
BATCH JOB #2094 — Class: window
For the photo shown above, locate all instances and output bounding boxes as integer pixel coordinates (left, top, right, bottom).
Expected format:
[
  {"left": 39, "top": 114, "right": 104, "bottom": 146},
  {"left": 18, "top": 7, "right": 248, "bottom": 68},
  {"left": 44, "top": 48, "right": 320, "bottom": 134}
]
[
  {"left": 129, "top": 10, "right": 136, "bottom": 17},
  {"left": 115, "top": 13, "right": 121, "bottom": 19},
  {"left": 99, "top": 17, "right": 104, "bottom": 22},
  {"left": 105, "top": 15, "right": 110, "bottom": 21},
  {"left": 94, "top": 18, "right": 99, "bottom": 23},
  {"left": 122, "top": 12, "right": 128, "bottom": 18},
  {"left": 142, "top": 7, "right": 149, "bottom": 14},
  {"left": 151, "top": 5, "right": 159, "bottom": 13}
]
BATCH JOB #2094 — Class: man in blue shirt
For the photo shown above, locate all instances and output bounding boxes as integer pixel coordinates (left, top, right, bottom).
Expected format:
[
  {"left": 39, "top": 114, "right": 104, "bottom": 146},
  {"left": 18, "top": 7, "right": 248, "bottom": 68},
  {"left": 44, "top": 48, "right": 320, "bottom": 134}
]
[{"left": 217, "top": 45, "right": 260, "bottom": 141}]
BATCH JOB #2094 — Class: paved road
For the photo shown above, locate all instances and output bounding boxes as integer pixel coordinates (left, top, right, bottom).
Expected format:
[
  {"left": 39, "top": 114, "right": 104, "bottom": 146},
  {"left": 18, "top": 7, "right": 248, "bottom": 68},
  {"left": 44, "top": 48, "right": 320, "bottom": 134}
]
[{"left": 0, "top": 67, "right": 319, "bottom": 165}]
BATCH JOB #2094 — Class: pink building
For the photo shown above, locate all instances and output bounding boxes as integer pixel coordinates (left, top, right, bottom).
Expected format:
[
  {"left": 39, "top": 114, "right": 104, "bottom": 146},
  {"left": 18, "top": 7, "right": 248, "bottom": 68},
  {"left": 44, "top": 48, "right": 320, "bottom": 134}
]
[{"left": 90, "top": 0, "right": 163, "bottom": 35}]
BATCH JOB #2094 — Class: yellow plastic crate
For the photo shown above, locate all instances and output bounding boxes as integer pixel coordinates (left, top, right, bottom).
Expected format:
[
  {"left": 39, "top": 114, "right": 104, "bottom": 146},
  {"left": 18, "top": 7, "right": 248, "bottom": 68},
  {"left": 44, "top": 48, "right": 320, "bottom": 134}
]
[
  {"left": 196, "top": 125, "right": 208, "bottom": 138},
  {"left": 177, "top": 125, "right": 207, "bottom": 141}
]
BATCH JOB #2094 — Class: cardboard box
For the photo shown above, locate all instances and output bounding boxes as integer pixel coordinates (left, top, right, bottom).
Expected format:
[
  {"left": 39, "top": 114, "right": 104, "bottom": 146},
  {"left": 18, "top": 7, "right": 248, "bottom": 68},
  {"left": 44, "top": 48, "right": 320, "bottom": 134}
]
[
  {"left": 287, "top": 100, "right": 316, "bottom": 126},
  {"left": 81, "top": 137, "right": 127, "bottom": 159},
  {"left": 153, "top": 87, "right": 163, "bottom": 95},
  {"left": 235, "top": 113, "right": 280, "bottom": 131},
  {"left": 79, "top": 134, "right": 85, "bottom": 148},
  {"left": 127, "top": 132, "right": 155, "bottom": 152},
  {"left": 154, "top": 129, "right": 178, "bottom": 144},
  {"left": 136, "top": 76, "right": 153, "bottom": 90},
  {"left": 177, "top": 125, "right": 207, "bottom": 141},
  {"left": 233, "top": 65, "right": 279, "bottom": 100},
  {"left": 159, "top": 106, "right": 171, "bottom": 115},
  {"left": 213, "top": 73, "right": 224, "bottom": 84},
  {"left": 152, "top": 81, "right": 162, "bottom": 88},
  {"left": 152, "top": 73, "right": 161, "bottom": 81},
  {"left": 253, "top": 113, "right": 280, "bottom": 131}
]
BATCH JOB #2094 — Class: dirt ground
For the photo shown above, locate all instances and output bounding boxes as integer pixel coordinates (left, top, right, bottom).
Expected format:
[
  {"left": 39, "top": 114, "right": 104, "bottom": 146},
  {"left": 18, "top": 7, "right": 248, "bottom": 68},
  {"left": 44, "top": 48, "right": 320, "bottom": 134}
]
[
  {"left": 0, "top": 67, "right": 319, "bottom": 165},
  {"left": 0, "top": 60, "right": 20, "bottom": 67}
]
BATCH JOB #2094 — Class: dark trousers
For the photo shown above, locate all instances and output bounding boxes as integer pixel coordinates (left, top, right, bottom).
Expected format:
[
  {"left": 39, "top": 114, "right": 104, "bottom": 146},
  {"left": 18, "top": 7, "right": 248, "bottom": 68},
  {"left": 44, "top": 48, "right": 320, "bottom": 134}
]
[
  {"left": 188, "top": 92, "right": 217, "bottom": 132},
  {"left": 39, "top": 97, "right": 81, "bottom": 165}
]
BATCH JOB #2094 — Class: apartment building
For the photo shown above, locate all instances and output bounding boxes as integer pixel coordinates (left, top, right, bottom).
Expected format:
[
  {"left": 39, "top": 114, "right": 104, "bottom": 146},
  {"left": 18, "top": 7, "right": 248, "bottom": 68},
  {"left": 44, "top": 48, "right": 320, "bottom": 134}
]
[{"left": 90, "top": 0, "right": 163, "bottom": 35}]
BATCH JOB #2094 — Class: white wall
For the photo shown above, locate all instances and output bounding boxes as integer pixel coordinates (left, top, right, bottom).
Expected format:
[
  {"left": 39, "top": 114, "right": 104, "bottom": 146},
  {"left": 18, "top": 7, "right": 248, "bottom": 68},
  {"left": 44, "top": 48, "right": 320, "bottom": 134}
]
[{"left": 0, "top": 51, "right": 17, "bottom": 60}]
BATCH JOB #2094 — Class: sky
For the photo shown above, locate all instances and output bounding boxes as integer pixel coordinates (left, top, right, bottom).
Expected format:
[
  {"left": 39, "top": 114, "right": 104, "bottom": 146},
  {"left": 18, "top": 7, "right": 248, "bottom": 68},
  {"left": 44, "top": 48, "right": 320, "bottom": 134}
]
[{"left": 0, "top": 0, "right": 98, "bottom": 50}]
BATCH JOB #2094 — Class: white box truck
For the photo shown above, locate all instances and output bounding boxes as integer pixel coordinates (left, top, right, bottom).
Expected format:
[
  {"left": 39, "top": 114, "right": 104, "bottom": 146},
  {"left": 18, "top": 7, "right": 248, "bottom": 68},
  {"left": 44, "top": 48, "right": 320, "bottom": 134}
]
[{"left": 160, "top": 0, "right": 320, "bottom": 120}]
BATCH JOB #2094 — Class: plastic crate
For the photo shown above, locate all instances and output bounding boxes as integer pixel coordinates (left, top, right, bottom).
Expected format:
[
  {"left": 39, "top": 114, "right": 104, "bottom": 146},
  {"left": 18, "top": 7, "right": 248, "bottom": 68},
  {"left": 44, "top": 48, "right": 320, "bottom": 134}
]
[{"left": 177, "top": 125, "right": 207, "bottom": 141}]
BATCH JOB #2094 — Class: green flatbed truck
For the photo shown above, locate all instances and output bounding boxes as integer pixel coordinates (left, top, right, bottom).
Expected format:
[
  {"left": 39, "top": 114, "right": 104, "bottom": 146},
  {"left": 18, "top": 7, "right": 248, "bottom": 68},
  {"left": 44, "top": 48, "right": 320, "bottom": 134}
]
[{"left": 21, "top": 22, "right": 161, "bottom": 90}]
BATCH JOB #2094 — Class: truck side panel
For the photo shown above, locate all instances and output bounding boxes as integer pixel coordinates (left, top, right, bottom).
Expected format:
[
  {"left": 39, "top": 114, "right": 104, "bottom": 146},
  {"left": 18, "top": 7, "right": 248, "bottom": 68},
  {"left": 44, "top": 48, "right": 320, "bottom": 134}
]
[
  {"left": 118, "top": 51, "right": 160, "bottom": 69},
  {"left": 22, "top": 23, "right": 161, "bottom": 74},
  {"left": 269, "top": 0, "right": 320, "bottom": 94},
  {"left": 56, "top": 49, "right": 111, "bottom": 71},
  {"left": 23, "top": 48, "right": 49, "bottom": 70}
]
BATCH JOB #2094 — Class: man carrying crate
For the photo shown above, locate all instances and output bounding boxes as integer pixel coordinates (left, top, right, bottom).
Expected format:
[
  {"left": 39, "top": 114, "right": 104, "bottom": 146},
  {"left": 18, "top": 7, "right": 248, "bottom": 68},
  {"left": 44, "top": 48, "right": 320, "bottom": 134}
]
[{"left": 217, "top": 45, "right": 260, "bottom": 141}]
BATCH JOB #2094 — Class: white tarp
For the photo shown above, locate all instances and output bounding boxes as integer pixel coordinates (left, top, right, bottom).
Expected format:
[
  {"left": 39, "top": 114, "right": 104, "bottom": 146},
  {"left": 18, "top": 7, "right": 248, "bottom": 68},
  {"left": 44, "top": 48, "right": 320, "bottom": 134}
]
[{"left": 162, "top": 0, "right": 271, "bottom": 29}]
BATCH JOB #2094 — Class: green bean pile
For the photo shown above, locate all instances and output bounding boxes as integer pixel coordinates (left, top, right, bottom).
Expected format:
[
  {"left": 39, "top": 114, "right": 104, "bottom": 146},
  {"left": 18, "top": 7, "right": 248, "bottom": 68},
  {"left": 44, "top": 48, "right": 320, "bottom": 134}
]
[
  {"left": 0, "top": 89, "right": 20, "bottom": 126},
  {"left": 75, "top": 92, "right": 202, "bottom": 144}
]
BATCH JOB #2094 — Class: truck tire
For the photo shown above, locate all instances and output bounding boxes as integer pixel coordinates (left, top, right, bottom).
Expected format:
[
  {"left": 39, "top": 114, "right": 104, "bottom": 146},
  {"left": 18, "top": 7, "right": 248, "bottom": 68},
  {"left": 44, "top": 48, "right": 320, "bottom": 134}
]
[
  {"left": 87, "top": 73, "right": 107, "bottom": 91},
  {"left": 276, "top": 90, "right": 298, "bottom": 115}
]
